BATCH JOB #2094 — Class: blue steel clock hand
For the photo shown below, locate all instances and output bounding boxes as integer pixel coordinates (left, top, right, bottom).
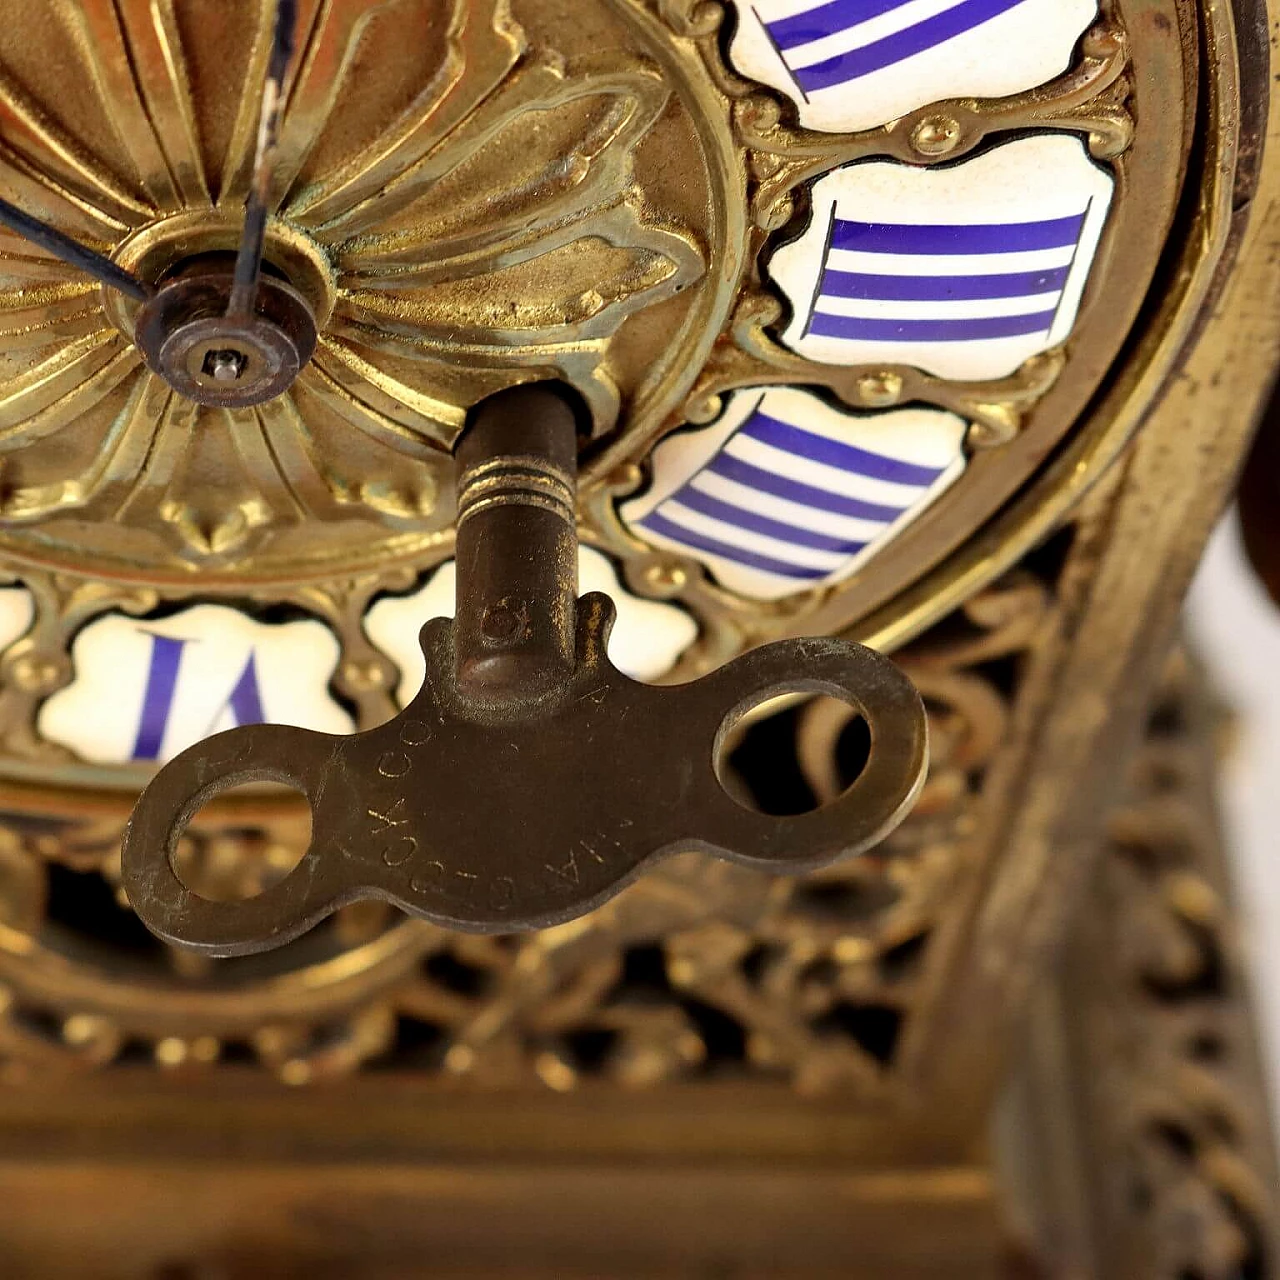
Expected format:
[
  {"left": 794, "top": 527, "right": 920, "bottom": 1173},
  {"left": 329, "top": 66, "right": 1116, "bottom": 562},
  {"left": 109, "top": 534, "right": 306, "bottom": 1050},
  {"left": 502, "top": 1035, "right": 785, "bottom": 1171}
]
[
  {"left": 0, "top": 0, "right": 297, "bottom": 312},
  {"left": 0, "top": 195, "right": 152, "bottom": 302},
  {"left": 227, "top": 0, "right": 297, "bottom": 322}
]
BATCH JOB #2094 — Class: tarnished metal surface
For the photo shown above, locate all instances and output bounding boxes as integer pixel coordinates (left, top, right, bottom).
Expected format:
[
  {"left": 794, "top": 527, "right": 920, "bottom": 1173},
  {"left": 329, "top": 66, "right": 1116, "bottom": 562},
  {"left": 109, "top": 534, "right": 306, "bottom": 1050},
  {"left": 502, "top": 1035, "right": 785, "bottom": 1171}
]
[
  {"left": 121, "top": 383, "right": 927, "bottom": 954},
  {"left": 133, "top": 253, "right": 318, "bottom": 407}
]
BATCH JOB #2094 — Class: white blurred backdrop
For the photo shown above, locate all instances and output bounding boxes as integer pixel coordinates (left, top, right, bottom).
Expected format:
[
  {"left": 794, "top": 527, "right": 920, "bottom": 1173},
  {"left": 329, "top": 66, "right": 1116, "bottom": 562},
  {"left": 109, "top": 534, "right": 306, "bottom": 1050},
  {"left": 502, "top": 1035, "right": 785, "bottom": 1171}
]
[{"left": 1186, "top": 510, "right": 1280, "bottom": 1122}]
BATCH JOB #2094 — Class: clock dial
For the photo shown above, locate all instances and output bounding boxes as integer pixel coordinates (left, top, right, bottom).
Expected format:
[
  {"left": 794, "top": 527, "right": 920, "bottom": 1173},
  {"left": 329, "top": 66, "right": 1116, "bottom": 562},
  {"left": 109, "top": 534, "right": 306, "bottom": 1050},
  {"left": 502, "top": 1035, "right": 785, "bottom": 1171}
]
[{"left": 0, "top": 0, "right": 1194, "bottom": 785}]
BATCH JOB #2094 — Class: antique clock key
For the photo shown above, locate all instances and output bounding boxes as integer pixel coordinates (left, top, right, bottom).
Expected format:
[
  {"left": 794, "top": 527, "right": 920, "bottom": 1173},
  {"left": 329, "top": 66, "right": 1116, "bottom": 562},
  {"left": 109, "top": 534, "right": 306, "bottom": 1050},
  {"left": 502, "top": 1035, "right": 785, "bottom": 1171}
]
[
  {"left": 0, "top": 0, "right": 924, "bottom": 954},
  {"left": 118, "top": 381, "right": 928, "bottom": 955},
  {"left": 0, "top": 0, "right": 929, "bottom": 955}
]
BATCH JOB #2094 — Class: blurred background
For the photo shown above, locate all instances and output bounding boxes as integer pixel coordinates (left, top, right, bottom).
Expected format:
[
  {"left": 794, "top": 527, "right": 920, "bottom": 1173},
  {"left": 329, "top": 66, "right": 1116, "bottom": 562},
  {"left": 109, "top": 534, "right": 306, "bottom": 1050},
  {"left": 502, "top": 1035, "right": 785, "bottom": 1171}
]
[{"left": 1187, "top": 508, "right": 1280, "bottom": 1128}]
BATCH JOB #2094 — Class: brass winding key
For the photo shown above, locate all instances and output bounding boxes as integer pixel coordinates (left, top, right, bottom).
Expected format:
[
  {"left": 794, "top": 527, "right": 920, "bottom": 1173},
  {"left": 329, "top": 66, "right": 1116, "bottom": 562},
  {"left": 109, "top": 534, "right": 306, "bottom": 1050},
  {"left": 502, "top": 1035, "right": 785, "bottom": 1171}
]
[{"left": 121, "top": 384, "right": 928, "bottom": 956}]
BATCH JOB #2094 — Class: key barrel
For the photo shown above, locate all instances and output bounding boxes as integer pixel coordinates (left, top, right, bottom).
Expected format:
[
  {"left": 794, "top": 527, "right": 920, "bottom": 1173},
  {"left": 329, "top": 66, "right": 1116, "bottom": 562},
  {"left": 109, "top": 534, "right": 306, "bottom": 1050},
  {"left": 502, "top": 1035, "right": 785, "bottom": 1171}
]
[{"left": 453, "top": 385, "right": 580, "bottom": 709}]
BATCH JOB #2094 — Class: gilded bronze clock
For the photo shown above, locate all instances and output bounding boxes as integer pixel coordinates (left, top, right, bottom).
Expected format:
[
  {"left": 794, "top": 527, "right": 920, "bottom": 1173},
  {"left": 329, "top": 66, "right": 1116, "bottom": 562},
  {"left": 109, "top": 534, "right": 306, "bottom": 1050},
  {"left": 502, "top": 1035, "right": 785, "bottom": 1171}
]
[{"left": 0, "top": 2, "right": 1273, "bottom": 1278}]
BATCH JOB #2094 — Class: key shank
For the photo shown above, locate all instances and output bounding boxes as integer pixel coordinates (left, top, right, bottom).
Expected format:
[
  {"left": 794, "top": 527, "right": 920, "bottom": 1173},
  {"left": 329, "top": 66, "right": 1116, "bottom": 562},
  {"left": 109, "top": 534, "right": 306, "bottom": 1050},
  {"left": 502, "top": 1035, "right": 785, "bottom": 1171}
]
[{"left": 453, "top": 384, "right": 579, "bottom": 709}]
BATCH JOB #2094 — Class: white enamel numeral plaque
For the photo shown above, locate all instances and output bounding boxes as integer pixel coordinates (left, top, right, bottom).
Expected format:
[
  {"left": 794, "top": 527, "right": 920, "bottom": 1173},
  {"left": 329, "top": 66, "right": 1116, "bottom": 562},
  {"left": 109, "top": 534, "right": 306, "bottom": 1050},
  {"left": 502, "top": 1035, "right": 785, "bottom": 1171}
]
[
  {"left": 767, "top": 135, "right": 1114, "bottom": 381},
  {"left": 39, "top": 605, "right": 354, "bottom": 766}
]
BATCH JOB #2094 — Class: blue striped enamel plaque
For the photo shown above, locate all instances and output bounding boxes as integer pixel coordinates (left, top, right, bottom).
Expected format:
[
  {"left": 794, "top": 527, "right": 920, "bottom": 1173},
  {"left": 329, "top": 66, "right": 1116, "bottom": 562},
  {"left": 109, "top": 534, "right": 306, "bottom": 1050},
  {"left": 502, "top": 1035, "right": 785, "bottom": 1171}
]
[
  {"left": 768, "top": 135, "right": 1114, "bottom": 381},
  {"left": 729, "top": 0, "right": 1098, "bottom": 133},
  {"left": 621, "top": 387, "right": 967, "bottom": 600}
]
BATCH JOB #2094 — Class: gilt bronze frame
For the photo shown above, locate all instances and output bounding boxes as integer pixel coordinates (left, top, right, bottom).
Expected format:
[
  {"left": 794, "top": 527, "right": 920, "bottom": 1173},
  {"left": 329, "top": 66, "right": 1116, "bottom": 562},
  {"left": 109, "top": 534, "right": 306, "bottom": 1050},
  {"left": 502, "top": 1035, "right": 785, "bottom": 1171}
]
[{"left": 0, "top": 0, "right": 1274, "bottom": 1275}]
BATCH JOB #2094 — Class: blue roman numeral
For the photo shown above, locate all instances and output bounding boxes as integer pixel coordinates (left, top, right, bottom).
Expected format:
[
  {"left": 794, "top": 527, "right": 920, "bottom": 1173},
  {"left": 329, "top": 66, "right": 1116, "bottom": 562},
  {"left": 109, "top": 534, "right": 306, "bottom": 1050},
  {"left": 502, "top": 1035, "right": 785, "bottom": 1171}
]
[{"left": 131, "top": 633, "right": 268, "bottom": 761}]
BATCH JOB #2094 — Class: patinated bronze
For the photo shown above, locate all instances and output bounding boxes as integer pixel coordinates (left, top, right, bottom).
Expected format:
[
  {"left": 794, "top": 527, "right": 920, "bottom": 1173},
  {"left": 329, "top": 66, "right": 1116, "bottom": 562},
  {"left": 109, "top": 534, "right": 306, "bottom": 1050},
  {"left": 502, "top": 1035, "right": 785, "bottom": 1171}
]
[{"left": 121, "top": 382, "right": 926, "bottom": 953}]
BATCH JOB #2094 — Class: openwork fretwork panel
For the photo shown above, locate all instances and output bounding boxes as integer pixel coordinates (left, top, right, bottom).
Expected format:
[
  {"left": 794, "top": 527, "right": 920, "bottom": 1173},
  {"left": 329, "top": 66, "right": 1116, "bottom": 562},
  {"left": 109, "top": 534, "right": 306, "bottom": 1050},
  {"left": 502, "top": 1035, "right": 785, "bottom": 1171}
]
[{"left": 0, "top": 535, "right": 1066, "bottom": 1097}]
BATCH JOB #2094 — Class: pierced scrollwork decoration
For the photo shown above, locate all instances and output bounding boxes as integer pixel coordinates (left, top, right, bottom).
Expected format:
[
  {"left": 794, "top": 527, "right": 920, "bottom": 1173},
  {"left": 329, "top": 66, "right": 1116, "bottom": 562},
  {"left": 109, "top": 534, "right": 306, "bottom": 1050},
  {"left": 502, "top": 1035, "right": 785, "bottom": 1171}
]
[
  {"left": 0, "top": 564, "right": 1050, "bottom": 1091},
  {"left": 1054, "top": 654, "right": 1280, "bottom": 1280}
]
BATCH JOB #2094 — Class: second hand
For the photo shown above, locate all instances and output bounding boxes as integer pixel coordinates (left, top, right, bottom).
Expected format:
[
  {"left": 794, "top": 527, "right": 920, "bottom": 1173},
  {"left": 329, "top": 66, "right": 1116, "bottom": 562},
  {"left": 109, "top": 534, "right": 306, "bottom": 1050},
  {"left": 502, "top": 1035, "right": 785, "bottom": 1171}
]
[{"left": 227, "top": 0, "right": 297, "bottom": 322}]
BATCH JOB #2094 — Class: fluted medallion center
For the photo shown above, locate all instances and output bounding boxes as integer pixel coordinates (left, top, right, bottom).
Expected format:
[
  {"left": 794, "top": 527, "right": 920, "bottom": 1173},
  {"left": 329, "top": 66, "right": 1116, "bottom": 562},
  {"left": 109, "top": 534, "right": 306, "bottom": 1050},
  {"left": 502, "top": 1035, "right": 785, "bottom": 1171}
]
[{"left": 133, "top": 253, "right": 318, "bottom": 409}]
